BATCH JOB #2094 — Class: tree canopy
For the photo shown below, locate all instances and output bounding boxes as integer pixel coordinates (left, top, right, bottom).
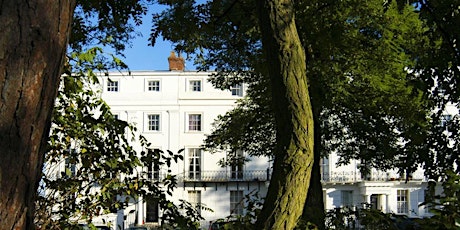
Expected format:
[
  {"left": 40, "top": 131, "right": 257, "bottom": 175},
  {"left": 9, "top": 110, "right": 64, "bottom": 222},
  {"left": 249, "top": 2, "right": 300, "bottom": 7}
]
[
  {"left": 36, "top": 48, "right": 203, "bottom": 229},
  {"left": 151, "top": 0, "right": 460, "bottom": 228},
  {"left": 35, "top": 1, "right": 204, "bottom": 229},
  {"left": 152, "top": 0, "right": 460, "bottom": 179},
  {"left": 2, "top": 0, "right": 460, "bottom": 229},
  {"left": 1, "top": 0, "right": 204, "bottom": 229}
]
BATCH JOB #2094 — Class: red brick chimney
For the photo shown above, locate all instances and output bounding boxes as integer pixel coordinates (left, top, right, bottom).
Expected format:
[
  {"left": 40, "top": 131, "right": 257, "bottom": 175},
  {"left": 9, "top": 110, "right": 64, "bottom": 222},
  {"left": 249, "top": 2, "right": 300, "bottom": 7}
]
[{"left": 168, "top": 51, "right": 185, "bottom": 71}]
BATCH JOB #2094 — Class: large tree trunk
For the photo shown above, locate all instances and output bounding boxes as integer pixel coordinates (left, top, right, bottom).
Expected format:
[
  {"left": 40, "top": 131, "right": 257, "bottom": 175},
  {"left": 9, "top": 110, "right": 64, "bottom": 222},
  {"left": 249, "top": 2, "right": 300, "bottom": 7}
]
[
  {"left": 300, "top": 66, "right": 326, "bottom": 228},
  {"left": 301, "top": 112, "right": 325, "bottom": 229},
  {"left": 255, "top": 0, "right": 315, "bottom": 229},
  {"left": 0, "top": 1, "right": 75, "bottom": 229}
]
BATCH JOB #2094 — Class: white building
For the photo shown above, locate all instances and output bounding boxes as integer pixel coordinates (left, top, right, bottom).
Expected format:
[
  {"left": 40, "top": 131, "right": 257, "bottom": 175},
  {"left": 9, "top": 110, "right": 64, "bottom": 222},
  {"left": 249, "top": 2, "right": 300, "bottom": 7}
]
[
  {"left": 321, "top": 158, "right": 431, "bottom": 217},
  {"left": 98, "top": 52, "right": 270, "bottom": 229},
  {"left": 50, "top": 52, "right": 453, "bottom": 229},
  {"left": 320, "top": 103, "right": 457, "bottom": 219}
]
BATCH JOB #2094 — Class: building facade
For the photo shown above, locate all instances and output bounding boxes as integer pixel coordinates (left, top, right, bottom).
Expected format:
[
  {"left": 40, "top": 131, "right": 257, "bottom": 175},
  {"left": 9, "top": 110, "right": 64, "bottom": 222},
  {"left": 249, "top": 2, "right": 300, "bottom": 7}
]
[
  {"left": 99, "top": 69, "right": 441, "bottom": 228},
  {"left": 97, "top": 57, "right": 270, "bottom": 229},
  {"left": 50, "top": 53, "right": 454, "bottom": 229},
  {"left": 320, "top": 102, "right": 457, "bottom": 219},
  {"left": 321, "top": 158, "right": 431, "bottom": 217}
]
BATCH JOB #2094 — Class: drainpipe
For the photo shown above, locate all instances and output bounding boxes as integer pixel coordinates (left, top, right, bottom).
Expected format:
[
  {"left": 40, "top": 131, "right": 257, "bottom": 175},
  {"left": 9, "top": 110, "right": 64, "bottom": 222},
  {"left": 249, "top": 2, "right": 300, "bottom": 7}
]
[{"left": 166, "top": 110, "right": 171, "bottom": 151}]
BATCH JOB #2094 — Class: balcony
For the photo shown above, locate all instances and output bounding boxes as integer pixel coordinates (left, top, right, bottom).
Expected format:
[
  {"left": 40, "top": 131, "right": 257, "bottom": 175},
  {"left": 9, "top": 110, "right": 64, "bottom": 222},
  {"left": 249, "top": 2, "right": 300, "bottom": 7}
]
[
  {"left": 146, "top": 169, "right": 425, "bottom": 184},
  {"left": 180, "top": 170, "right": 271, "bottom": 182},
  {"left": 321, "top": 171, "right": 426, "bottom": 183}
]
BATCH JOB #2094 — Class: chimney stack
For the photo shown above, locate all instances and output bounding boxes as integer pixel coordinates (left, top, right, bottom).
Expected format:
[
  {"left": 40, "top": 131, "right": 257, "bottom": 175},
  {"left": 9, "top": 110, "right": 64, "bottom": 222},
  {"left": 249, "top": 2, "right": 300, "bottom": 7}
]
[{"left": 168, "top": 51, "right": 185, "bottom": 71}]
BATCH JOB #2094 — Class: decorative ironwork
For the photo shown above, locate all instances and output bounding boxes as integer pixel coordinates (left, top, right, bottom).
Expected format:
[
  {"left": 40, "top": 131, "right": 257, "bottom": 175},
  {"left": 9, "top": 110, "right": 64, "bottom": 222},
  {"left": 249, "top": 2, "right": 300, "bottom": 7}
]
[
  {"left": 144, "top": 168, "right": 426, "bottom": 184},
  {"left": 181, "top": 169, "right": 270, "bottom": 182},
  {"left": 321, "top": 171, "right": 426, "bottom": 183}
]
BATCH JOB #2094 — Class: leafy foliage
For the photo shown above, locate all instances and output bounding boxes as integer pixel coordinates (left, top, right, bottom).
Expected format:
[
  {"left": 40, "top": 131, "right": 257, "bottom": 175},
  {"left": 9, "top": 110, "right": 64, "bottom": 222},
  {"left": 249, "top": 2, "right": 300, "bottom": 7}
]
[
  {"left": 418, "top": 171, "right": 460, "bottom": 229},
  {"left": 35, "top": 47, "right": 203, "bottom": 229},
  {"left": 71, "top": 0, "right": 151, "bottom": 55},
  {"left": 34, "top": 1, "right": 206, "bottom": 228},
  {"left": 204, "top": 96, "right": 275, "bottom": 157},
  {"left": 390, "top": 0, "right": 460, "bottom": 180},
  {"left": 392, "top": 0, "right": 460, "bottom": 104},
  {"left": 207, "top": 191, "right": 264, "bottom": 230},
  {"left": 325, "top": 205, "right": 409, "bottom": 230},
  {"left": 34, "top": 1, "right": 208, "bottom": 225},
  {"left": 297, "top": 1, "right": 432, "bottom": 176},
  {"left": 151, "top": 2, "right": 437, "bottom": 228},
  {"left": 151, "top": 0, "right": 261, "bottom": 72},
  {"left": 168, "top": 1, "right": 433, "bottom": 179}
]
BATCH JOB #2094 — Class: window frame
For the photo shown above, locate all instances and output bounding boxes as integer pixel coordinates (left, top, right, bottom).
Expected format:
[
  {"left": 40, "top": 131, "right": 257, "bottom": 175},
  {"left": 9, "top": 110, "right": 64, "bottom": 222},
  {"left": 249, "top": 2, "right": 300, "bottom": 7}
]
[
  {"left": 146, "top": 199, "right": 159, "bottom": 222},
  {"left": 146, "top": 114, "right": 161, "bottom": 132},
  {"left": 397, "top": 189, "right": 409, "bottom": 214},
  {"left": 230, "top": 150, "right": 244, "bottom": 180},
  {"left": 188, "top": 148, "right": 202, "bottom": 180},
  {"left": 341, "top": 190, "right": 353, "bottom": 207},
  {"left": 146, "top": 79, "right": 161, "bottom": 92},
  {"left": 230, "top": 190, "right": 244, "bottom": 215},
  {"left": 187, "top": 113, "right": 202, "bottom": 132},
  {"left": 230, "top": 84, "right": 243, "bottom": 96},
  {"left": 188, "top": 190, "right": 202, "bottom": 215},
  {"left": 189, "top": 80, "right": 202, "bottom": 92},
  {"left": 146, "top": 148, "right": 161, "bottom": 180},
  {"left": 107, "top": 79, "right": 119, "bottom": 92}
]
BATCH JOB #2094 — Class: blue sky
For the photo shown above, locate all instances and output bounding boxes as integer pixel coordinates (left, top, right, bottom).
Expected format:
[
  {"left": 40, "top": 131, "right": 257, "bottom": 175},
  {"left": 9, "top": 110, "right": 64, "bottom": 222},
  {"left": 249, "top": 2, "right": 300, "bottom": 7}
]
[{"left": 121, "top": 6, "right": 196, "bottom": 71}]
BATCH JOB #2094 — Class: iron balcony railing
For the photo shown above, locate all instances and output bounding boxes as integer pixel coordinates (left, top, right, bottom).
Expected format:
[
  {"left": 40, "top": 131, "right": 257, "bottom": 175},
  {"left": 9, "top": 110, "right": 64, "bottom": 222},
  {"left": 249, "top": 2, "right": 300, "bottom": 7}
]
[
  {"left": 321, "top": 171, "right": 426, "bottom": 183},
  {"left": 180, "top": 169, "right": 271, "bottom": 182},
  {"left": 145, "top": 169, "right": 425, "bottom": 184}
]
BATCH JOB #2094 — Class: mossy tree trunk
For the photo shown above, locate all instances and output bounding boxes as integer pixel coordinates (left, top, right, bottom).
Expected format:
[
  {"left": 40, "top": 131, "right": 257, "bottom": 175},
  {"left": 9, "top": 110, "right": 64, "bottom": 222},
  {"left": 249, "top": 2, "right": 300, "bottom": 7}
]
[
  {"left": 299, "top": 54, "right": 327, "bottom": 229},
  {"left": 301, "top": 110, "right": 325, "bottom": 229},
  {"left": 0, "top": 1, "right": 75, "bottom": 229},
  {"left": 255, "top": 0, "right": 315, "bottom": 229}
]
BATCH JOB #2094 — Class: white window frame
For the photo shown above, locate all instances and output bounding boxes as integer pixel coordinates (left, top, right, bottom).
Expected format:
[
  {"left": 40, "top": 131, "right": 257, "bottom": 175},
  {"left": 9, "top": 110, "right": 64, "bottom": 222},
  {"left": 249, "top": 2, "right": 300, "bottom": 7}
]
[
  {"left": 146, "top": 79, "right": 161, "bottom": 92},
  {"left": 341, "top": 190, "right": 353, "bottom": 207},
  {"left": 145, "top": 113, "right": 161, "bottom": 132},
  {"left": 397, "top": 189, "right": 409, "bottom": 214},
  {"left": 187, "top": 113, "right": 202, "bottom": 132},
  {"left": 107, "top": 79, "right": 119, "bottom": 92},
  {"left": 230, "top": 84, "right": 243, "bottom": 96},
  {"left": 188, "top": 190, "right": 202, "bottom": 215},
  {"left": 230, "top": 190, "right": 244, "bottom": 215},
  {"left": 188, "top": 148, "right": 201, "bottom": 180},
  {"left": 230, "top": 150, "right": 244, "bottom": 180},
  {"left": 189, "top": 80, "right": 202, "bottom": 92},
  {"left": 146, "top": 148, "right": 161, "bottom": 180}
]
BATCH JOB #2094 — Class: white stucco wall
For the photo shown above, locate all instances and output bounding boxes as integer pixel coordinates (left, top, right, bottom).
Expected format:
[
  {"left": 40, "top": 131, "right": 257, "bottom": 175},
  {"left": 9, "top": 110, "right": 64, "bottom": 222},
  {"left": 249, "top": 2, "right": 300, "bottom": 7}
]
[{"left": 98, "top": 71, "right": 270, "bottom": 228}]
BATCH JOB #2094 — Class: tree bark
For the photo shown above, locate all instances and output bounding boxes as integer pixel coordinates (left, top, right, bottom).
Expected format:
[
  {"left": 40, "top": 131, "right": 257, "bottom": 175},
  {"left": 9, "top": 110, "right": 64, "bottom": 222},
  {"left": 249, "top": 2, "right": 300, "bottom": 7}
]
[
  {"left": 300, "top": 112, "right": 325, "bottom": 229},
  {"left": 299, "top": 61, "right": 326, "bottom": 228},
  {"left": 255, "top": 1, "right": 315, "bottom": 229},
  {"left": 0, "top": 1, "right": 75, "bottom": 229}
]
